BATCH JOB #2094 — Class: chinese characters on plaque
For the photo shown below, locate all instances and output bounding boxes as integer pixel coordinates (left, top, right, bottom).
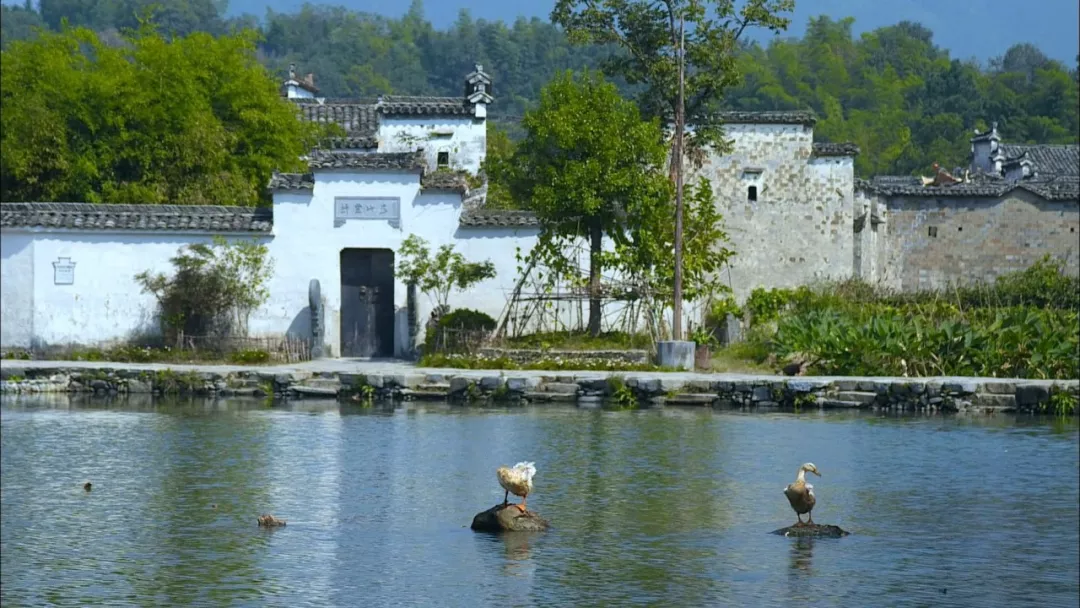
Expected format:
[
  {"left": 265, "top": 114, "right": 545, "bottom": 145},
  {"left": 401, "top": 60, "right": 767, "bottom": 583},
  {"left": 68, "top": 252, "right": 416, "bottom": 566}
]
[{"left": 334, "top": 197, "right": 401, "bottom": 222}]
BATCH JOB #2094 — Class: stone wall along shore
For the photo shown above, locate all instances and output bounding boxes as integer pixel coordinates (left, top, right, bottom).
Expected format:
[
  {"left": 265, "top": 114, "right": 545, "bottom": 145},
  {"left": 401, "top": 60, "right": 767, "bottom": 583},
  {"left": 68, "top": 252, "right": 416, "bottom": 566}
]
[{"left": 1, "top": 364, "right": 1076, "bottom": 414}]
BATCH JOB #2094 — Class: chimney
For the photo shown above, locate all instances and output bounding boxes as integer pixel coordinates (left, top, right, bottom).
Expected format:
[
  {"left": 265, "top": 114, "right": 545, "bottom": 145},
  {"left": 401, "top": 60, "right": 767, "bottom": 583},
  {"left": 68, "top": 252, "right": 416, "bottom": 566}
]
[
  {"left": 969, "top": 120, "right": 1003, "bottom": 175},
  {"left": 283, "top": 64, "right": 318, "bottom": 99}
]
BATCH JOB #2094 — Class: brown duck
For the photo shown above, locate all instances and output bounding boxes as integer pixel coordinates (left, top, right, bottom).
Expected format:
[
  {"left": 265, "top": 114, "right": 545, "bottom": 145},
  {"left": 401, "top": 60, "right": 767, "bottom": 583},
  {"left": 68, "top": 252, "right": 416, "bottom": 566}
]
[
  {"left": 257, "top": 514, "right": 286, "bottom": 527},
  {"left": 783, "top": 462, "right": 821, "bottom": 526}
]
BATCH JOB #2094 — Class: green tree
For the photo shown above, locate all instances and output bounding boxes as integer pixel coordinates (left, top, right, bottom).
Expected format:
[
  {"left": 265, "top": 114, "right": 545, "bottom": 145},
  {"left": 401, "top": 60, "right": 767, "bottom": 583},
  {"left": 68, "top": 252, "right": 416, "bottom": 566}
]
[
  {"left": 396, "top": 234, "right": 497, "bottom": 311},
  {"left": 1, "top": 24, "right": 323, "bottom": 205},
  {"left": 495, "top": 70, "right": 671, "bottom": 336},
  {"left": 552, "top": 0, "right": 794, "bottom": 339}
]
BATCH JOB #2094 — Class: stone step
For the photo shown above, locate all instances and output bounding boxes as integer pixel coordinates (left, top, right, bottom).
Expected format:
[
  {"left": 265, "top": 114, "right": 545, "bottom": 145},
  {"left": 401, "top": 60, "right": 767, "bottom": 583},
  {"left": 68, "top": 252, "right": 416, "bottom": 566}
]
[
  {"left": 539, "top": 382, "right": 580, "bottom": 394},
  {"left": 819, "top": 399, "right": 868, "bottom": 409},
  {"left": 291, "top": 385, "right": 339, "bottom": 396},
  {"left": 665, "top": 393, "right": 718, "bottom": 406},
  {"left": 524, "top": 391, "right": 577, "bottom": 402},
  {"left": 832, "top": 391, "right": 879, "bottom": 404},
  {"left": 400, "top": 388, "right": 450, "bottom": 400}
]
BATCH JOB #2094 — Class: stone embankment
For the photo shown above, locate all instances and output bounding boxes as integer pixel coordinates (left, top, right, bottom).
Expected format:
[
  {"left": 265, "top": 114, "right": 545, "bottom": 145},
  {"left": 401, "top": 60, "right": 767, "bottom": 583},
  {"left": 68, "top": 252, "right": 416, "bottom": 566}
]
[{"left": 1, "top": 361, "right": 1076, "bottom": 414}]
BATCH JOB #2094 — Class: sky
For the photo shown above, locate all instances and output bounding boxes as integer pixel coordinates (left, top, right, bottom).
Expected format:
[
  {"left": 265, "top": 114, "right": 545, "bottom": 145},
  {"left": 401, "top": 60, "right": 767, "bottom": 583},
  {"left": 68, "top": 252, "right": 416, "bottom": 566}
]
[{"left": 223, "top": 0, "right": 1080, "bottom": 65}]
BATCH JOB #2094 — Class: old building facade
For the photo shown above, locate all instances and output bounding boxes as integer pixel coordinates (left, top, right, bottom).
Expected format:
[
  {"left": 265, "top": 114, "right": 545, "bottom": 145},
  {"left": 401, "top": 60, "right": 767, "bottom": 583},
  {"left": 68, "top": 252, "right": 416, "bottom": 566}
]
[{"left": 1, "top": 66, "right": 1077, "bottom": 354}]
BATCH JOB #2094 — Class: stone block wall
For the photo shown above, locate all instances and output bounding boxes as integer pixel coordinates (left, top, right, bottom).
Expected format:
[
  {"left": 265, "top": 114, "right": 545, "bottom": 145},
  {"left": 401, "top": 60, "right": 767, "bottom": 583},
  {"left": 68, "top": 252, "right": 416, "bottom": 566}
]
[
  {"left": 690, "top": 123, "right": 856, "bottom": 302},
  {"left": 871, "top": 190, "right": 1080, "bottom": 291}
]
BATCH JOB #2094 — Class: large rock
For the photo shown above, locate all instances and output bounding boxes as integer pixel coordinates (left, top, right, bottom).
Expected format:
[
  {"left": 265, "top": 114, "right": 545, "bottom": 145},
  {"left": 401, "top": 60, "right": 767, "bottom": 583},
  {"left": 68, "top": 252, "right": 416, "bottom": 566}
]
[
  {"left": 771, "top": 523, "right": 849, "bottom": 538},
  {"left": 470, "top": 504, "right": 550, "bottom": 533}
]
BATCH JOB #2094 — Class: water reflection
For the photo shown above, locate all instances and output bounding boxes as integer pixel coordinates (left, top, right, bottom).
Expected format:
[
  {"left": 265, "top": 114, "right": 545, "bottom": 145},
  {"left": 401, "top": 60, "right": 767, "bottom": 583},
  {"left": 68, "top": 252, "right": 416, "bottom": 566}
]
[{"left": 2, "top": 395, "right": 1077, "bottom": 607}]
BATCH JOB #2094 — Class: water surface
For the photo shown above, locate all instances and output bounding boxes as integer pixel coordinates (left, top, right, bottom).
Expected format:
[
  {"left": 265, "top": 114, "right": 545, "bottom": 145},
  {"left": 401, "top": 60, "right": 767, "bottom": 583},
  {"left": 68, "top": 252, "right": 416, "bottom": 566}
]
[{"left": 2, "top": 396, "right": 1078, "bottom": 607}]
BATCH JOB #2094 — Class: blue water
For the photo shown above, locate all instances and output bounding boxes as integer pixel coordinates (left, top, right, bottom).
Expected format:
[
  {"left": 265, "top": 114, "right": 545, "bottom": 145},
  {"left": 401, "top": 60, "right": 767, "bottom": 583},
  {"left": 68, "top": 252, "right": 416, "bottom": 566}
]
[{"left": 2, "top": 396, "right": 1078, "bottom": 607}]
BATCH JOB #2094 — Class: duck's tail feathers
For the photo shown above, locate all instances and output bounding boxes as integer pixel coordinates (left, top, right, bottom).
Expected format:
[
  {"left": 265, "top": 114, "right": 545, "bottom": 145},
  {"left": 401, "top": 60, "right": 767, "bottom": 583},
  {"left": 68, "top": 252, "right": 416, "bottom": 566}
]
[{"left": 513, "top": 461, "right": 537, "bottom": 482}]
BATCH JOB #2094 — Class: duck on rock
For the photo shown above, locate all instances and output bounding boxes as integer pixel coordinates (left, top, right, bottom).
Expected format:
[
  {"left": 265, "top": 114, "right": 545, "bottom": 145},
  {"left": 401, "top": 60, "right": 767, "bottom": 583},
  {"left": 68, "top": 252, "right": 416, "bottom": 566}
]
[
  {"left": 496, "top": 462, "right": 536, "bottom": 512},
  {"left": 783, "top": 463, "right": 821, "bottom": 526}
]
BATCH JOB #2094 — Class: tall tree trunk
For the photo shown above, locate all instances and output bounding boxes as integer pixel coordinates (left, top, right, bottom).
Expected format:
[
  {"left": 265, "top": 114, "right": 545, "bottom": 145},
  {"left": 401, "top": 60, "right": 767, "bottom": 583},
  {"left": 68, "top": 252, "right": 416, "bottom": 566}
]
[{"left": 588, "top": 219, "right": 603, "bottom": 337}]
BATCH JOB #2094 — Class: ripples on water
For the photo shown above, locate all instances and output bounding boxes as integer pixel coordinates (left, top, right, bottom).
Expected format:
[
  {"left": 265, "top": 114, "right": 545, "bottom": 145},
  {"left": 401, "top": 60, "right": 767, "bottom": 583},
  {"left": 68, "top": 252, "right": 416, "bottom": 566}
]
[{"left": 1, "top": 395, "right": 1078, "bottom": 607}]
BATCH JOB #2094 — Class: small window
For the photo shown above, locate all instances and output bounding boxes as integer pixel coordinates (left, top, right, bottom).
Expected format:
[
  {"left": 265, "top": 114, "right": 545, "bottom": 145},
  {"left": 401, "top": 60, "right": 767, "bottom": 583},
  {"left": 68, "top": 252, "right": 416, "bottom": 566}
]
[
  {"left": 1071, "top": 227, "right": 1076, "bottom": 233},
  {"left": 957, "top": 226, "right": 963, "bottom": 232},
  {"left": 928, "top": 226, "right": 938, "bottom": 238},
  {"left": 437, "top": 151, "right": 450, "bottom": 168},
  {"left": 747, "top": 186, "right": 758, "bottom": 201}
]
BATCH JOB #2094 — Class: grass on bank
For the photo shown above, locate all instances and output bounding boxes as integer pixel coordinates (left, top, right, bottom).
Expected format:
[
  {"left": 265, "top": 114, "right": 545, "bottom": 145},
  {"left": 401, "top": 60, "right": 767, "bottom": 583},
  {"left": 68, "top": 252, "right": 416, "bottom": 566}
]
[{"left": 1, "top": 345, "right": 274, "bottom": 365}]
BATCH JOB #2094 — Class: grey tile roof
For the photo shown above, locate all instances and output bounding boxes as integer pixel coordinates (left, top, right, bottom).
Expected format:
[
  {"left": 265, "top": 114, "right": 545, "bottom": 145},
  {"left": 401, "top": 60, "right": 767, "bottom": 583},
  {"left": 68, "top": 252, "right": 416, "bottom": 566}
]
[
  {"left": 306, "top": 150, "right": 425, "bottom": 172},
  {"left": 458, "top": 209, "right": 540, "bottom": 228},
  {"left": 292, "top": 96, "right": 475, "bottom": 145},
  {"left": 0, "top": 202, "right": 272, "bottom": 233},
  {"left": 856, "top": 174, "right": 1079, "bottom": 202},
  {"left": 379, "top": 96, "right": 473, "bottom": 116},
  {"left": 812, "top": 142, "right": 860, "bottom": 157},
  {"left": 421, "top": 170, "right": 470, "bottom": 194},
  {"left": 717, "top": 111, "right": 817, "bottom": 126},
  {"left": 268, "top": 172, "right": 314, "bottom": 192},
  {"left": 999, "top": 144, "right": 1079, "bottom": 177},
  {"left": 293, "top": 99, "right": 380, "bottom": 141}
]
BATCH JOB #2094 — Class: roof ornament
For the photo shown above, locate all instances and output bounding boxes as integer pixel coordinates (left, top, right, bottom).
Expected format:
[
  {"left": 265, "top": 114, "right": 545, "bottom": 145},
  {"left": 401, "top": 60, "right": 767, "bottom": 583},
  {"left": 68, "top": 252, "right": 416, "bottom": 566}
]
[{"left": 289, "top": 63, "right": 296, "bottom": 80}]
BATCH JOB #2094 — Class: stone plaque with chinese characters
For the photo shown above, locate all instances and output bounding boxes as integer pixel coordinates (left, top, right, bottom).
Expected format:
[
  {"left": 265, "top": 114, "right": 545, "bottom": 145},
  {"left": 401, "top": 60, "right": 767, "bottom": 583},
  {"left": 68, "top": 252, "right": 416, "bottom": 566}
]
[
  {"left": 53, "top": 257, "right": 76, "bottom": 285},
  {"left": 334, "top": 197, "right": 401, "bottom": 222}
]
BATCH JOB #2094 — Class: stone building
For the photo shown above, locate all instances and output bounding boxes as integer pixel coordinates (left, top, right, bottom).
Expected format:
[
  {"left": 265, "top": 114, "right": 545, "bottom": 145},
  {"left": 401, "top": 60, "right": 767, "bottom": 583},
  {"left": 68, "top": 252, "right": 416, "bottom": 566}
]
[
  {"left": 2, "top": 65, "right": 1077, "bottom": 354},
  {"left": 687, "top": 111, "right": 860, "bottom": 301},
  {"left": 855, "top": 123, "right": 1079, "bottom": 291}
]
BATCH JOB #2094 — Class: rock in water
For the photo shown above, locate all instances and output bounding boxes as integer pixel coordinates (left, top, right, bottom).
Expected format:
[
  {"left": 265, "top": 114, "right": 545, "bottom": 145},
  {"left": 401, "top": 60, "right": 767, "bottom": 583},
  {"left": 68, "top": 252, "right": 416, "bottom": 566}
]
[
  {"left": 257, "top": 514, "right": 286, "bottom": 527},
  {"left": 771, "top": 523, "right": 849, "bottom": 538},
  {"left": 471, "top": 504, "right": 550, "bottom": 532}
]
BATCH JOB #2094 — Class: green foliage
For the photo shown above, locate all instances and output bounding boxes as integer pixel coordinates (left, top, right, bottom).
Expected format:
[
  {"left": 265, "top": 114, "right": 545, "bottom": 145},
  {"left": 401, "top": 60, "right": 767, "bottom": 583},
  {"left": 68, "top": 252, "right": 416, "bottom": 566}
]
[
  {"left": 707, "top": 296, "right": 742, "bottom": 325},
  {"left": 504, "top": 331, "right": 652, "bottom": 350},
  {"left": 771, "top": 307, "right": 1078, "bottom": 379},
  {"left": 689, "top": 325, "right": 718, "bottom": 349},
  {"left": 135, "top": 236, "right": 274, "bottom": 342},
  {"left": 418, "top": 353, "right": 667, "bottom": 372},
  {"left": 494, "top": 69, "right": 673, "bottom": 336},
  {"left": 605, "top": 375, "right": 638, "bottom": 409},
  {"left": 397, "top": 235, "right": 496, "bottom": 310},
  {"left": 552, "top": 0, "right": 796, "bottom": 153},
  {"left": 4, "top": 5, "right": 1075, "bottom": 182},
  {"left": 424, "top": 308, "right": 498, "bottom": 353},
  {"left": 1042, "top": 387, "right": 1078, "bottom": 416},
  {"left": 0, "top": 23, "right": 322, "bottom": 205},
  {"left": 228, "top": 349, "right": 270, "bottom": 365},
  {"left": 1, "top": 349, "right": 33, "bottom": 360}
]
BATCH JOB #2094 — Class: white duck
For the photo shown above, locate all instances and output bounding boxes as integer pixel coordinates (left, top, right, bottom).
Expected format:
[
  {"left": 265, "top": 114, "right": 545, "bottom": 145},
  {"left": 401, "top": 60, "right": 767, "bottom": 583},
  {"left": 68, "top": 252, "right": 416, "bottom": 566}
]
[{"left": 496, "top": 462, "right": 536, "bottom": 512}]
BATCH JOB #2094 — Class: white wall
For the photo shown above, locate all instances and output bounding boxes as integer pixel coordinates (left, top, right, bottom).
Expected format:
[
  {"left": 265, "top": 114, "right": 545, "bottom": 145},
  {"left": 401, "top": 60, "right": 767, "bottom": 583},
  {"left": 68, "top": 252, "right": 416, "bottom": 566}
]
[
  {"left": 378, "top": 117, "right": 486, "bottom": 174},
  {"left": 257, "top": 169, "right": 539, "bottom": 357},
  {"left": 1, "top": 233, "right": 34, "bottom": 348},
  {"left": 0, "top": 231, "right": 273, "bottom": 348}
]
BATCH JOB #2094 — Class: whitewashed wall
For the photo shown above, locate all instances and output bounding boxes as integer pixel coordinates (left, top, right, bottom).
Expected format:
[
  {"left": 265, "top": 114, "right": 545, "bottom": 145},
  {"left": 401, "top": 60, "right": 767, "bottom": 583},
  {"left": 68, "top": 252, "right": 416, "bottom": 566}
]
[
  {"left": 1, "top": 233, "right": 34, "bottom": 348},
  {"left": 0, "top": 231, "right": 272, "bottom": 349},
  {"left": 256, "top": 169, "right": 538, "bottom": 357},
  {"left": 378, "top": 117, "right": 486, "bottom": 174}
]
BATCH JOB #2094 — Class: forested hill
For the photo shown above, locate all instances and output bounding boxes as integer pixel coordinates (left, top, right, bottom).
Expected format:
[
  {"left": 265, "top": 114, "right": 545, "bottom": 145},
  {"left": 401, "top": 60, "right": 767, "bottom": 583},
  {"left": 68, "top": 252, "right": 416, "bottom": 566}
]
[{"left": 2, "top": 0, "right": 1077, "bottom": 177}]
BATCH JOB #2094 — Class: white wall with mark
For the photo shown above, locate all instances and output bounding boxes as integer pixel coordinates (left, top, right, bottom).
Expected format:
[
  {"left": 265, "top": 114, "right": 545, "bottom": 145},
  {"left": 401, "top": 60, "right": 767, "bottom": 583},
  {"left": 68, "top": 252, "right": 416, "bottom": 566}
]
[{"left": 378, "top": 117, "right": 486, "bottom": 174}]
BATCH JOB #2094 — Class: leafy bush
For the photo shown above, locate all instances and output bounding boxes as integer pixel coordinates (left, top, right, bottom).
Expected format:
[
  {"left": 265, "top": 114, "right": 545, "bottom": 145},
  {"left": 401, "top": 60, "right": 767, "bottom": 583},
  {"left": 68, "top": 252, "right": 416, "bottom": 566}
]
[
  {"left": 135, "top": 236, "right": 273, "bottom": 343},
  {"left": 423, "top": 308, "right": 497, "bottom": 353},
  {"left": 397, "top": 235, "right": 496, "bottom": 310},
  {"left": 771, "top": 307, "right": 1079, "bottom": 379}
]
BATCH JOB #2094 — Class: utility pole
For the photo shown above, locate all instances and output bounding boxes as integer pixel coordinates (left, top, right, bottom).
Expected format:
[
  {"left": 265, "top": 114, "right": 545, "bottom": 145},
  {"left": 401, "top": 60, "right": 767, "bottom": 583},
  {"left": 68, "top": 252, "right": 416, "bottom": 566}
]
[{"left": 672, "top": 14, "right": 686, "bottom": 341}]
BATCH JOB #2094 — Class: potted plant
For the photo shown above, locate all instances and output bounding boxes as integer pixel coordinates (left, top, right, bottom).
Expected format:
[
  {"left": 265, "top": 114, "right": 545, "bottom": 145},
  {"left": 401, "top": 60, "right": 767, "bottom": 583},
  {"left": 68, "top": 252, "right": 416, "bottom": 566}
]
[{"left": 690, "top": 325, "right": 718, "bottom": 370}]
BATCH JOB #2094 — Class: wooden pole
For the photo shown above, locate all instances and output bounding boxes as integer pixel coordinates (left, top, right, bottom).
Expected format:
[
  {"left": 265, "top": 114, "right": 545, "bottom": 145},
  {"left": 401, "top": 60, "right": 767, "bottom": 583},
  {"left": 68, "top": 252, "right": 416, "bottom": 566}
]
[{"left": 672, "top": 14, "right": 686, "bottom": 341}]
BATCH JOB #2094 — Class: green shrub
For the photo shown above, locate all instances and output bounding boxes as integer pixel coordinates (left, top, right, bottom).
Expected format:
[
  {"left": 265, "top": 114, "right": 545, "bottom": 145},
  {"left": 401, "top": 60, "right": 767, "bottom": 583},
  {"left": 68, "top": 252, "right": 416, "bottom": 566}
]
[
  {"left": 424, "top": 308, "right": 497, "bottom": 353},
  {"left": 228, "top": 349, "right": 271, "bottom": 364}
]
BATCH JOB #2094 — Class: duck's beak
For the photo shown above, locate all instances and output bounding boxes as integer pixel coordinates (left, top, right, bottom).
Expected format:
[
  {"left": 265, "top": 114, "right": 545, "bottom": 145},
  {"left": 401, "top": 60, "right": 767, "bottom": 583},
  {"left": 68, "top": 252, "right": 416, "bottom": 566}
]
[{"left": 813, "top": 470, "right": 822, "bottom": 477}]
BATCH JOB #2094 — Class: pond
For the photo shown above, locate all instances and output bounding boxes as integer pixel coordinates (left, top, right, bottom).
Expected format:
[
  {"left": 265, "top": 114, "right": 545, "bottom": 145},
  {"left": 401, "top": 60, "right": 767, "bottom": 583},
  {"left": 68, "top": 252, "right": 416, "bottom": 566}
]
[{"left": 2, "top": 396, "right": 1078, "bottom": 607}]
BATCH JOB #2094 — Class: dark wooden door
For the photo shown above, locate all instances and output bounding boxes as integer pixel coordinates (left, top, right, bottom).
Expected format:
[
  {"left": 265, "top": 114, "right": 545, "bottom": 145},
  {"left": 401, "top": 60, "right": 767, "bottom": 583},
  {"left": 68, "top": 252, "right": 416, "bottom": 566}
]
[{"left": 340, "top": 248, "right": 395, "bottom": 358}]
